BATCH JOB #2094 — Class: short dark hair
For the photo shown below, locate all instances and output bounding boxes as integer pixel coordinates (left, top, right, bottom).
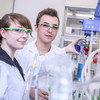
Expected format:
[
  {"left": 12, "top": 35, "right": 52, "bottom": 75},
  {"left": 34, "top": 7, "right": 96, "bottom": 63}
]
[{"left": 36, "top": 8, "right": 60, "bottom": 26}]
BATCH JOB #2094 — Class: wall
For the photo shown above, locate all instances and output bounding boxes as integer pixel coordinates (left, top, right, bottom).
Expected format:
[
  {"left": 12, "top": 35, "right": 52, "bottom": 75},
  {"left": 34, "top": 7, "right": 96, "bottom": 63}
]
[
  {"left": 13, "top": 0, "right": 65, "bottom": 46},
  {"left": 0, "top": 0, "right": 14, "bottom": 18}
]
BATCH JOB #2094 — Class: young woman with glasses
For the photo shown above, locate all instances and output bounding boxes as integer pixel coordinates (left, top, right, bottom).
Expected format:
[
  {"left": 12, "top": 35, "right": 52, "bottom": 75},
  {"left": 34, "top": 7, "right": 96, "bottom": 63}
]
[{"left": 0, "top": 13, "right": 32, "bottom": 100}]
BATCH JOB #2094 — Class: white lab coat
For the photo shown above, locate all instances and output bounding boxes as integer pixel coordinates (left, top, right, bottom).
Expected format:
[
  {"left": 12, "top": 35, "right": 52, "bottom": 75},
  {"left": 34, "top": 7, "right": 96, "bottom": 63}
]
[
  {"left": 0, "top": 61, "right": 25, "bottom": 100},
  {"left": 15, "top": 39, "right": 75, "bottom": 100}
]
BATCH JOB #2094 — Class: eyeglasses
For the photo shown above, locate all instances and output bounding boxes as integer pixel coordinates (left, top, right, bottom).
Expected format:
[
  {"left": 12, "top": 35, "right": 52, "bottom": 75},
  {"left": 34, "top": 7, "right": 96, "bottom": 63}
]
[
  {"left": 4, "top": 28, "right": 32, "bottom": 36},
  {"left": 38, "top": 23, "right": 59, "bottom": 31}
]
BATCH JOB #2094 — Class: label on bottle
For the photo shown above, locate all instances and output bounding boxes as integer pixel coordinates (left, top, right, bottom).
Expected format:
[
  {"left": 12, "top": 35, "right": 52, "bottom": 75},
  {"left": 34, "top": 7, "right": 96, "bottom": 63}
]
[{"left": 77, "top": 63, "right": 84, "bottom": 81}]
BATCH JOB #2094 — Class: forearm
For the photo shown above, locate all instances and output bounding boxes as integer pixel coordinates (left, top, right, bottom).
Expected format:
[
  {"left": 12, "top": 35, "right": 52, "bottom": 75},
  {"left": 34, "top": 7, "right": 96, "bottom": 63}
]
[{"left": 30, "top": 87, "right": 49, "bottom": 100}]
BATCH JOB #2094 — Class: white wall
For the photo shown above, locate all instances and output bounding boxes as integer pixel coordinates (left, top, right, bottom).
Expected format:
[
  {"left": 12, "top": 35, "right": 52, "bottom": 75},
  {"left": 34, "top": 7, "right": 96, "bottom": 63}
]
[
  {"left": 0, "top": 0, "right": 14, "bottom": 18},
  {"left": 14, "top": 0, "right": 65, "bottom": 46}
]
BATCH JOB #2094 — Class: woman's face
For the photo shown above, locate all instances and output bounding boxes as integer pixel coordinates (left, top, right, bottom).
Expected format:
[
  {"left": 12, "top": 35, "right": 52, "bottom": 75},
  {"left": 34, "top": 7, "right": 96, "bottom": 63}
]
[{"left": 1, "top": 20, "right": 29, "bottom": 51}]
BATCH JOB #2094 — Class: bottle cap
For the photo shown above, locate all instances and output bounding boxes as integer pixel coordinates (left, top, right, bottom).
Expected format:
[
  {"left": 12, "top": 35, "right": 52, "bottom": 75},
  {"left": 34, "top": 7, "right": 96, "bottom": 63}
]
[{"left": 75, "top": 44, "right": 80, "bottom": 52}]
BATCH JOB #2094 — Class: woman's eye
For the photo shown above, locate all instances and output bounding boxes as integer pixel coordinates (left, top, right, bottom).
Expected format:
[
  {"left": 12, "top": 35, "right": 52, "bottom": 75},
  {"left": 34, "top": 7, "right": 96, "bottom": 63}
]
[{"left": 13, "top": 29, "right": 22, "bottom": 32}]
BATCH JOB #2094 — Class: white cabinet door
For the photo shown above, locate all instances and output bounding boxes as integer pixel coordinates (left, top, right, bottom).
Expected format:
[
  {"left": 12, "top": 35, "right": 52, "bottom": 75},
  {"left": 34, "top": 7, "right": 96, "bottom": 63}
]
[{"left": 65, "top": 0, "right": 98, "bottom": 9}]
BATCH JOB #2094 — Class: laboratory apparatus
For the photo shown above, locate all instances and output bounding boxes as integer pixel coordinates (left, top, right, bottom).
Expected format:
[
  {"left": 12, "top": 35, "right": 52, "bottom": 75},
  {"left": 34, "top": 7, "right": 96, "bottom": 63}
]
[
  {"left": 22, "top": 55, "right": 39, "bottom": 100},
  {"left": 75, "top": 39, "right": 87, "bottom": 81},
  {"left": 74, "top": 0, "right": 100, "bottom": 99},
  {"left": 38, "top": 51, "right": 74, "bottom": 100}
]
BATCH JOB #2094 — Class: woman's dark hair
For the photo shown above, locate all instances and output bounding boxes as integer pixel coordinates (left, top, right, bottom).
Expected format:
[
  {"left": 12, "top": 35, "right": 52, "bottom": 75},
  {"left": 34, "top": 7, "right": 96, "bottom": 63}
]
[{"left": 0, "top": 13, "right": 32, "bottom": 43}]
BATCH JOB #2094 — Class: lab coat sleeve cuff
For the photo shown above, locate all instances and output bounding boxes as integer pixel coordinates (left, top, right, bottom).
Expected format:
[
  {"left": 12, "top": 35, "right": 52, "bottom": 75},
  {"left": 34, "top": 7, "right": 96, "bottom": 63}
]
[
  {"left": 54, "top": 47, "right": 72, "bottom": 57},
  {"left": 60, "top": 47, "right": 73, "bottom": 57}
]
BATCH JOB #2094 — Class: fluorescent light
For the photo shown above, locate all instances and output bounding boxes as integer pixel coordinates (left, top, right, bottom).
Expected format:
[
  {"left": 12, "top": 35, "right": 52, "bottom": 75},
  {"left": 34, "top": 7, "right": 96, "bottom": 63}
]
[
  {"left": 67, "top": 12, "right": 73, "bottom": 16},
  {"left": 75, "top": 13, "right": 94, "bottom": 18},
  {"left": 67, "top": 12, "right": 94, "bottom": 18}
]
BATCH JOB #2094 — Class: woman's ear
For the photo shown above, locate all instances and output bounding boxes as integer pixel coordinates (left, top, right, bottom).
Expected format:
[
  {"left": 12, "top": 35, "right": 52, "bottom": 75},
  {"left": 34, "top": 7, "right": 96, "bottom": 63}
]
[
  {"left": 0, "top": 28, "right": 6, "bottom": 38},
  {"left": 34, "top": 24, "right": 38, "bottom": 32}
]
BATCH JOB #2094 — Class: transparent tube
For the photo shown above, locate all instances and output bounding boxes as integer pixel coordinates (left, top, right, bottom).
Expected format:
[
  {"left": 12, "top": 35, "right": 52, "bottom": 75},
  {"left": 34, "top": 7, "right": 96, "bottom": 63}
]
[
  {"left": 88, "top": 31, "right": 94, "bottom": 56},
  {"left": 34, "top": 75, "right": 38, "bottom": 100},
  {"left": 22, "top": 67, "right": 34, "bottom": 100},
  {"left": 81, "top": 49, "right": 100, "bottom": 100},
  {"left": 22, "top": 55, "right": 38, "bottom": 100},
  {"left": 80, "top": 32, "right": 100, "bottom": 100},
  {"left": 97, "top": 32, "right": 100, "bottom": 49}
]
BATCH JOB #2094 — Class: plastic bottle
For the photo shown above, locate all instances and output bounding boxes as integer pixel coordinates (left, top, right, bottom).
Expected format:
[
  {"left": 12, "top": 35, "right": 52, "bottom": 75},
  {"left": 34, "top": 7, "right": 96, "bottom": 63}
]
[{"left": 77, "top": 47, "right": 87, "bottom": 81}]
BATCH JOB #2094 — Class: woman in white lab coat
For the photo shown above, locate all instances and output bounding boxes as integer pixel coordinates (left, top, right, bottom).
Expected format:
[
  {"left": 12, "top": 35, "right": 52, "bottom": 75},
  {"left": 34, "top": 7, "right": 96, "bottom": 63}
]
[{"left": 0, "top": 13, "right": 32, "bottom": 100}]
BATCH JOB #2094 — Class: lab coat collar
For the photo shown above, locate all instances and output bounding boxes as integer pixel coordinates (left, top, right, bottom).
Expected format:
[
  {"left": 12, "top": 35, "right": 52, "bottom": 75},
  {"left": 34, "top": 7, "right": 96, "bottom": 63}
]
[
  {"left": 29, "top": 39, "right": 54, "bottom": 55},
  {"left": 0, "top": 47, "right": 16, "bottom": 66},
  {"left": 0, "top": 47, "right": 25, "bottom": 81},
  {"left": 27, "top": 39, "right": 39, "bottom": 55}
]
